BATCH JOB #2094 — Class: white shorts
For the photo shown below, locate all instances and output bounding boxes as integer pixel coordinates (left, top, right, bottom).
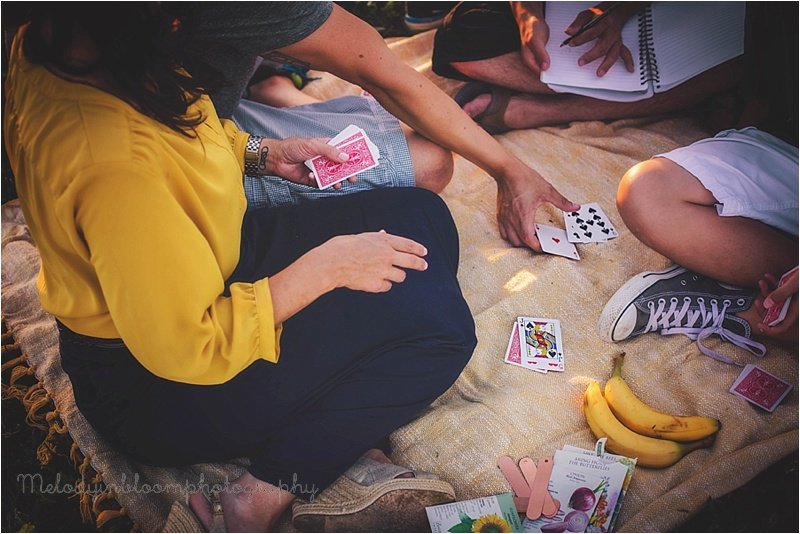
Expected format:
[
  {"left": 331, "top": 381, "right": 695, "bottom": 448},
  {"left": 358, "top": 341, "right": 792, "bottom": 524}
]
[{"left": 657, "top": 127, "right": 798, "bottom": 236}]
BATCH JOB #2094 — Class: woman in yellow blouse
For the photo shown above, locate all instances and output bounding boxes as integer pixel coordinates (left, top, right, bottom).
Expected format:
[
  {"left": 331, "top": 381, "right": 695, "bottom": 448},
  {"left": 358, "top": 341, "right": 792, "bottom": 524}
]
[{"left": 5, "top": 4, "right": 476, "bottom": 531}]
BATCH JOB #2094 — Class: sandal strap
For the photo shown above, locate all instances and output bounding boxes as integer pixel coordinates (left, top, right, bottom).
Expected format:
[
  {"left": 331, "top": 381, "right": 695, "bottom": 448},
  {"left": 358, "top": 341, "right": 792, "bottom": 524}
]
[
  {"left": 477, "top": 87, "right": 513, "bottom": 135},
  {"left": 209, "top": 492, "right": 227, "bottom": 533},
  {"left": 344, "top": 456, "right": 437, "bottom": 486}
]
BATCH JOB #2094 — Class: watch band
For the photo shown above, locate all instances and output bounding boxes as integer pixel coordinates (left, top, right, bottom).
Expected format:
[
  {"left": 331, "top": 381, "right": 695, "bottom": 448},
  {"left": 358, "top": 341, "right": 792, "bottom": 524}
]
[{"left": 244, "top": 135, "right": 266, "bottom": 176}]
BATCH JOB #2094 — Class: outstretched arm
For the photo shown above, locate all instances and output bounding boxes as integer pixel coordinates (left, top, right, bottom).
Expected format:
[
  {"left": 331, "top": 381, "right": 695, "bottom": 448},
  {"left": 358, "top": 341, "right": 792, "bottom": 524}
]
[{"left": 273, "top": 5, "right": 578, "bottom": 251}]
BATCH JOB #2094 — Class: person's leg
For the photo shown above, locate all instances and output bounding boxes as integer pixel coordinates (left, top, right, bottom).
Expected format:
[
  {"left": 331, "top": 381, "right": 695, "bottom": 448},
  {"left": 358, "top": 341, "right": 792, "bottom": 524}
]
[
  {"left": 618, "top": 158, "right": 796, "bottom": 287},
  {"left": 450, "top": 52, "right": 552, "bottom": 95},
  {"left": 617, "top": 158, "right": 796, "bottom": 288},
  {"left": 246, "top": 75, "right": 321, "bottom": 107},
  {"left": 402, "top": 125, "right": 454, "bottom": 193},
  {"left": 61, "top": 189, "right": 475, "bottom": 531},
  {"left": 463, "top": 59, "right": 742, "bottom": 129}
]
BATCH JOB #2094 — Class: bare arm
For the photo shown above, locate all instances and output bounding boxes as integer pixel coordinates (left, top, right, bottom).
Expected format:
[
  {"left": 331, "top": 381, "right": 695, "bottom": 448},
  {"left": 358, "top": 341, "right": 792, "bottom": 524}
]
[
  {"left": 274, "top": 5, "right": 579, "bottom": 251},
  {"left": 269, "top": 232, "right": 429, "bottom": 325}
]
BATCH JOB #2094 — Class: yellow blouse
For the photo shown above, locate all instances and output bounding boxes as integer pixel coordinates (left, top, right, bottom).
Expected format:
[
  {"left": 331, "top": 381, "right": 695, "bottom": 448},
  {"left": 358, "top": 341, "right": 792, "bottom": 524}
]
[{"left": 4, "top": 29, "right": 281, "bottom": 385}]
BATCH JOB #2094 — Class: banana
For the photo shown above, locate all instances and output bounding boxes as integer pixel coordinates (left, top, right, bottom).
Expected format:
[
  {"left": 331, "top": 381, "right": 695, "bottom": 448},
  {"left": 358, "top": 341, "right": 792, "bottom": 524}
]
[
  {"left": 604, "top": 354, "right": 721, "bottom": 442},
  {"left": 583, "top": 381, "right": 715, "bottom": 468}
]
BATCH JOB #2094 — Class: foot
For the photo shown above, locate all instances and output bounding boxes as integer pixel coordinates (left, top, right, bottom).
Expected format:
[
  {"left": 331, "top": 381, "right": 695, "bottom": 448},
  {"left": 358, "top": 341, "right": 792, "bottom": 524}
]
[
  {"left": 462, "top": 93, "right": 492, "bottom": 119},
  {"left": 362, "top": 449, "right": 415, "bottom": 478},
  {"left": 597, "top": 265, "right": 766, "bottom": 361},
  {"left": 188, "top": 472, "right": 295, "bottom": 532}
]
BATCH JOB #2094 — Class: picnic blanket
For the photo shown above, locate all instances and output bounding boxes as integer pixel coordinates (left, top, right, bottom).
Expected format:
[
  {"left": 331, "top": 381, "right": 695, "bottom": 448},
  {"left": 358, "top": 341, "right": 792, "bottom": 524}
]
[{"left": 2, "top": 30, "right": 797, "bottom": 532}]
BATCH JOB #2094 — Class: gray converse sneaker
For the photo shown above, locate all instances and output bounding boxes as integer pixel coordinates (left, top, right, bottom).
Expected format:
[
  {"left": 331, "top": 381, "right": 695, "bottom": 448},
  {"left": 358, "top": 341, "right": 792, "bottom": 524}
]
[{"left": 598, "top": 265, "right": 766, "bottom": 363}]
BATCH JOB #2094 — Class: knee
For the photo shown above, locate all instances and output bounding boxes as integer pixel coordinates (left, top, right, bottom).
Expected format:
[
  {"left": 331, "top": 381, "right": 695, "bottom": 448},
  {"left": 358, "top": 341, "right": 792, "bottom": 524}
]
[
  {"left": 616, "top": 159, "right": 670, "bottom": 234},
  {"left": 407, "top": 133, "right": 454, "bottom": 193}
]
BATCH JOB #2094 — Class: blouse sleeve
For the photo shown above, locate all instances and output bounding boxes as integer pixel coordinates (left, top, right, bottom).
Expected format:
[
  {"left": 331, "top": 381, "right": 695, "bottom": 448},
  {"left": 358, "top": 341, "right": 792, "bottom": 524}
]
[
  {"left": 66, "top": 161, "right": 281, "bottom": 385},
  {"left": 222, "top": 119, "right": 250, "bottom": 174}
]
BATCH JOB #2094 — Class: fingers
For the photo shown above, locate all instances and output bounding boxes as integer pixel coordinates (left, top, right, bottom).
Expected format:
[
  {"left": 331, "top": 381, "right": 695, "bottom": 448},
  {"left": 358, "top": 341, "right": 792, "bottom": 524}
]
[
  {"left": 548, "top": 187, "right": 581, "bottom": 213},
  {"left": 310, "top": 138, "right": 349, "bottom": 163},
  {"left": 579, "top": 38, "right": 614, "bottom": 68},
  {"left": 596, "top": 42, "right": 621, "bottom": 76},
  {"left": 519, "top": 224, "right": 543, "bottom": 253},
  {"left": 764, "top": 282, "right": 795, "bottom": 309},
  {"left": 521, "top": 46, "right": 543, "bottom": 75},
  {"left": 620, "top": 45, "right": 634, "bottom": 72},
  {"left": 758, "top": 303, "right": 798, "bottom": 337},
  {"left": 532, "top": 38, "right": 550, "bottom": 71},
  {"left": 566, "top": 10, "right": 595, "bottom": 35},
  {"left": 381, "top": 232, "right": 428, "bottom": 258}
]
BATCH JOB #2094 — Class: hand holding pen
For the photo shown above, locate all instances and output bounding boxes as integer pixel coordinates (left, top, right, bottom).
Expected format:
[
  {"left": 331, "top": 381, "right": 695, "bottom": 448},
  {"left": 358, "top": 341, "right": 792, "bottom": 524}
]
[{"left": 560, "top": 1, "right": 642, "bottom": 76}]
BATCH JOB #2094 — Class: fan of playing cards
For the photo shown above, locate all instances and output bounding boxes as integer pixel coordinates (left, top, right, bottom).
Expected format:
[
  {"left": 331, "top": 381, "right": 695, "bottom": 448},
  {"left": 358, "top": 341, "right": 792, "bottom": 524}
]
[
  {"left": 304, "top": 125, "right": 380, "bottom": 189},
  {"left": 536, "top": 203, "right": 619, "bottom": 260},
  {"left": 504, "top": 317, "right": 565, "bottom": 373}
]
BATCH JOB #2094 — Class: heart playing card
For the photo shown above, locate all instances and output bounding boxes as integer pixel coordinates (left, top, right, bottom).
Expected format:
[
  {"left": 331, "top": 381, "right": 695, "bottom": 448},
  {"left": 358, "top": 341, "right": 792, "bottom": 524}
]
[
  {"left": 564, "top": 203, "right": 618, "bottom": 243},
  {"left": 504, "top": 321, "right": 547, "bottom": 373},
  {"left": 535, "top": 224, "right": 580, "bottom": 260}
]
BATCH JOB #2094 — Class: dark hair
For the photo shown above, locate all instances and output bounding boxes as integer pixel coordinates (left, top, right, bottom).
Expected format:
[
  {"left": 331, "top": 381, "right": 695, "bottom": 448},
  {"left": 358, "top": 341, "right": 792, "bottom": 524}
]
[{"left": 19, "top": 2, "right": 225, "bottom": 136}]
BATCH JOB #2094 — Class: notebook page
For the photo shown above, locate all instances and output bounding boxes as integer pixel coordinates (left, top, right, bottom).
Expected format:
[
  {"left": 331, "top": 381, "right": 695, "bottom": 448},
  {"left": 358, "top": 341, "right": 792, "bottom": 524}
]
[
  {"left": 650, "top": 2, "right": 745, "bottom": 92},
  {"left": 541, "top": 2, "right": 644, "bottom": 92}
]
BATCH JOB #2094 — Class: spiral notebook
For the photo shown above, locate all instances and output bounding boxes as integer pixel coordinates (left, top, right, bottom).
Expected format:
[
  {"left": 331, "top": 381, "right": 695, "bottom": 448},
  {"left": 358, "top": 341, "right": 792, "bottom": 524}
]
[{"left": 541, "top": 2, "right": 746, "bottom": 102}]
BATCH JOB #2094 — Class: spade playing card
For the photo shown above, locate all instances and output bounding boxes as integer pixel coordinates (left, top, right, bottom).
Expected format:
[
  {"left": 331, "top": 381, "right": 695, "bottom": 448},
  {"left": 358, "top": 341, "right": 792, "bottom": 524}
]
[
  {"left": 564, "top": 202, "right": 619, "bottom": 243},
  {"left": 535, "top": 224, "right": 580, "bottom": 260},
  {"left": 516, "top": 317, "right": 565, "bottom": 372},
  {"left": 729, "top": 364, "right": 793, "bottom": 412}
]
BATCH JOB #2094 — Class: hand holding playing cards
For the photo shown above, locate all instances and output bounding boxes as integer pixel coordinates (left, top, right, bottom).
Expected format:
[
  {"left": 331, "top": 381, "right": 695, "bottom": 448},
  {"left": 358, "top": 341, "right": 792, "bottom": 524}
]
[
  {"left": 756, "top": 268, "right": 798, "bottom": 340},
  {"left": 497, "top": 164, "right": 580, "bottom": 251},
  {"left": 321, "top": 231, "right": 428, "bottom": 293},
  {"left": 269, "top": 137, "right": 352, "bottom": 188}
]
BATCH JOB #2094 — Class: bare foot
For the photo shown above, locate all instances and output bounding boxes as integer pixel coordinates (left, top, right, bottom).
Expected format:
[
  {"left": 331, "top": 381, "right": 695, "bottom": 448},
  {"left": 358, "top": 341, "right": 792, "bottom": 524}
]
[
  {"left": 188, "top": 472, "right": 295, "bottom": 532},
  {"left": 462, "top": 93, "right": 492, "bottom": 119}
]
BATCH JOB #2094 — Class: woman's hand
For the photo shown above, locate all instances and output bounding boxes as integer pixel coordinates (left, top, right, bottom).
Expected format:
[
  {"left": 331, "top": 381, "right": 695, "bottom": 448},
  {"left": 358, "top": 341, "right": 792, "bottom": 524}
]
[
  {"left": 496, "top": 160, "right": 580, "bottom": 251},
  {"left": 317, "top": 231, "right": 429, "bottom": 293},
  {"left": 263, "top": 137, "right": 356, "bottom": 189},
  {"left": 268, "top": 231, "right": 429, "bottom": 325}
]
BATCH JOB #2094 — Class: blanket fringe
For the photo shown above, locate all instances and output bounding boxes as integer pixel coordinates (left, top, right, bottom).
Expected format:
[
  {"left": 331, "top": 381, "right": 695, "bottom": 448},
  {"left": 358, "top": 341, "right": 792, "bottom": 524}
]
[{"left": 2, "top": 317, "right": 134, "bottom": 531}]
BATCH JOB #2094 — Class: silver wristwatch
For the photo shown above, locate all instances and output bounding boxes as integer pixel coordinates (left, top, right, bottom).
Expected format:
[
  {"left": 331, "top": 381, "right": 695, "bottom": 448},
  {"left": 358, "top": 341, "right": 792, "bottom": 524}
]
[{"left": 244, "top": 135, "right": 266, "bottom": 176}]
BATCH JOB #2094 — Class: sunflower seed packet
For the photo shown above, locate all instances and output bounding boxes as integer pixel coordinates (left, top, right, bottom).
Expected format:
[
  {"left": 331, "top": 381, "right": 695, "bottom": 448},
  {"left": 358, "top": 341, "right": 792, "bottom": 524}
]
[{"left": 426, "top": 493, "right": 523, "bottom": 533}]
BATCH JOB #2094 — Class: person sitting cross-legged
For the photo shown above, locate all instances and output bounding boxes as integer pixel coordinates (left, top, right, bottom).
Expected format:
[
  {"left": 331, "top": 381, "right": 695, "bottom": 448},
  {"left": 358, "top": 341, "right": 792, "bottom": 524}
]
[{"left": 598, "top": 127, "right": 798, "bottom": 361}]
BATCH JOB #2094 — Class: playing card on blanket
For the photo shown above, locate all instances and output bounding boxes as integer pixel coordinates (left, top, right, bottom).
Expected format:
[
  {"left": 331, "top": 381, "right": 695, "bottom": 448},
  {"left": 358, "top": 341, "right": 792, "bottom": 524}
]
[
  {"left": 310, "top": 136, "right": 380, "bottom": 189},
  {"left": 535, "top": 224, "right": 580, "bottom": 260},
  {"left": 516, "top": 317, "right": 565, "bottom": 372},
  {"left": 729, "top": 364, "right": 793, "bottom": 412},
  {"left": 564, "top": 202, "right": 618, "bottom": 243},
  {"left": 504, "top": 321, "right": 547, "bottom": 373}
]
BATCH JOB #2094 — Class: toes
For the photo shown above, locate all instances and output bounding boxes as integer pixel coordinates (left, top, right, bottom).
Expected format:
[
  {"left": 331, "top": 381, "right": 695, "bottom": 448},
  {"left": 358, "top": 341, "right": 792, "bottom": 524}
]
[{"left": 462, "top": 94, "right": 492, "bottom": 119}]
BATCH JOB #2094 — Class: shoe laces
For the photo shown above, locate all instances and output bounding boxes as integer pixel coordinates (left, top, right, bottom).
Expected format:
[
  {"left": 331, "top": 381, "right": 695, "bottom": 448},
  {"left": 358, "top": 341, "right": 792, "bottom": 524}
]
[{"left": 645, "top": 296, "right": 766, "bottom": 365}]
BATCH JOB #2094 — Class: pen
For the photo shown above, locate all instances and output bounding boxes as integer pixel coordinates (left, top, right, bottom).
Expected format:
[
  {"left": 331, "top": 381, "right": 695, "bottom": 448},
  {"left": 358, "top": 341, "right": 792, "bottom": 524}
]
[{"left": 560, "top": 2, "right": 622, "bottom": 47}]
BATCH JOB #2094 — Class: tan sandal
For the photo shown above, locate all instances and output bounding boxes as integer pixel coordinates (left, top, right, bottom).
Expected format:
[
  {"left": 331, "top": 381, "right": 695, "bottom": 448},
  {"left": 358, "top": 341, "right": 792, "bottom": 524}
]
[
  {"left": 164, "top": 492, "right": 227, "bottom": 533},
  {"left": 292, "top": 457, "right": 456, "bottom": 532}
]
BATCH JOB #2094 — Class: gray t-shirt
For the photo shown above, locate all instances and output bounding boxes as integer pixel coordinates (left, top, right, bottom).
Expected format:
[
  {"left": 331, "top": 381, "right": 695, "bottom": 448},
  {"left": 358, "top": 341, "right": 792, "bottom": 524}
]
[{"left": 178, "top": 1, "right": 334, "bottom": 118}]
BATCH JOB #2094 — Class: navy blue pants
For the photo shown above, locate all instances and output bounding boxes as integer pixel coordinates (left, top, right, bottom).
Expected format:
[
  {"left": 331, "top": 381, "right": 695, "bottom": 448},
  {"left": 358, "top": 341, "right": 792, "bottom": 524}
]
[{"left": 59, "top": 188, "right": 476, "bottom": 497}]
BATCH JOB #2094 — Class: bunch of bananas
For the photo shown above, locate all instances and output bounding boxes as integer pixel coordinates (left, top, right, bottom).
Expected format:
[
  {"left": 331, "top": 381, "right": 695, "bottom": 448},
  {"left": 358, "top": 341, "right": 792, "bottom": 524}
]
[{"left": 583, "top": 354, "right": 721, "bottom": 468}]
